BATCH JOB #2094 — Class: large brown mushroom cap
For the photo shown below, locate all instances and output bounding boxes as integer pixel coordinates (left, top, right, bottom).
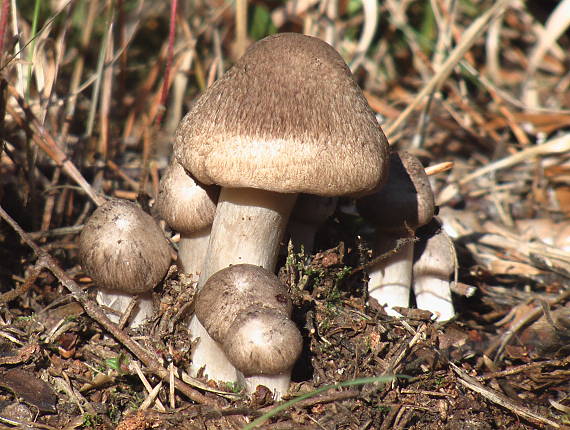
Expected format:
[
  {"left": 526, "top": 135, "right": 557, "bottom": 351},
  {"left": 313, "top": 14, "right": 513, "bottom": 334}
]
[
  {"left": 79, "top": 199, "right": 171, "bottom": 294},
  {"left": 155, "top": 161, "right": 219, "bottom": 235},
  {"left": 223, "top": 307, "right": 303, "bottom": 376},
  {"left": 175, "top": 32, "right": 388, "bottom": 196},
  {"left": 194, "top": 264, "right": 292, "bottom": 342},
  {"left": 357, "top": 151, "right": 435, "bottom": 232}
]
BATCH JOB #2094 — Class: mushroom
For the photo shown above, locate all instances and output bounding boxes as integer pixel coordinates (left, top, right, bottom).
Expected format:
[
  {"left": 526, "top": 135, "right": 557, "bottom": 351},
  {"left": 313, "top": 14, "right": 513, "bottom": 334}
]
[
  {"left": 174, "top": 32, "right": 389, "bottom": 287},
  {"left": 155, "top": 161, "right": 219, "bottom": 280},
  {"left": 412, "top": 219, "right": 456, "bottom": 321},
  {"left": 193, "top": 264, "right": 301, "bottom": 398},
  {"left": 79, "top": 199, "right": 172, "bottom": 327},
  {"left": 224, "top": 307, "right": 302, "bottom": 399},
  {"left": 356, "top": 151, "right": 435, "bottom": 316}
]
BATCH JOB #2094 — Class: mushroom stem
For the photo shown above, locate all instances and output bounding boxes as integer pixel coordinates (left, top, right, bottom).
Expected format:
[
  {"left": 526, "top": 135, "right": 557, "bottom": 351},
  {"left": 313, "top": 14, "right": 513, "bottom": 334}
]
[
  {"left": 188, "top": 314, "right": 239, "bottom": 382},
  {"left": 191, "top": 188, "right": 296, "bottom": 383},
  {"left": 414, "top": 277, "right": 455, "bottom": 321},
  {"left": 199, "top": 187, "right": 297, "bottom": 286},
  {"left": 413, "top": 227, "right": 455, "bottom": 321},
  {"left": 239, "top": 374, "right": 291, "bottom": 400},
  {"left": 177, "top": 227, "right": 211, "bottom": 281},
  {"left": 96, "top": 290, "right": 154, "bottom": 328},
  {"left": 367, "top": 233, "right": 413, "bottom": 316}
]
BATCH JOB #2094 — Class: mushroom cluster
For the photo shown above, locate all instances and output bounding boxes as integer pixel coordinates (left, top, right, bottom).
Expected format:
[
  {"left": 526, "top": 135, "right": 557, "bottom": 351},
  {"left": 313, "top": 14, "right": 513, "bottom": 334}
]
[
  {"left": 160, "top": 32, "right": 391, "bottom": 395},
  {"left": 78, "top": 32, "right": 457, "bottom": 400},
  {"left": 356, "top": 151, "right": 456, "bottom": 321}
]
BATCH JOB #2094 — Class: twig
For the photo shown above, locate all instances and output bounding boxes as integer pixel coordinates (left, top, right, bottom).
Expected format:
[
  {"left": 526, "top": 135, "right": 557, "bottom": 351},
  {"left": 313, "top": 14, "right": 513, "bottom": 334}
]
[
  {"left": 490, "top": 288, "right": 570, "bottom": 362},
  {"left": 450, "top": 363, "right": 560, "bottom": 428},
  {"left": 155, "top": 0, "right": 177, "bottom": 126},
  {"left": 0, "top": 204, "right": 216, "bottom": 406},
  {"left": 480, "top": 357, "right": 570, "bottom": 381},
  {"left": 425, "top": 161, "right": 453, "bottom": 176},
  {"left": 7, "top": 85, "right": 105, "bottom": 206},
  {"left": 0, "top": 262, "right": 42, "bottom": 304}
]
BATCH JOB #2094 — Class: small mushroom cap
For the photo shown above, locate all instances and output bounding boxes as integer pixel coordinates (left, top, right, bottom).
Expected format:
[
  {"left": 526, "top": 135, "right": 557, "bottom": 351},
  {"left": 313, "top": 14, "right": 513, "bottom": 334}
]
[
  {"left": 357, "top": 151, "right": 435, "bottom": 232},
  {"left": 79, "top": 199, "right": 171, "bottom": 294},
  {"left": 223, "top": 307, "right": 303, "bottom": 375},
  {"left": 175, "top": 32, "right": 388, "bottom": 197},
  {"left": 195, "top": 264, "right": 292, "bottom": 342},
  {"left": 413, "top": 221, "right": 455, "bottom": 280},
  {"left": 155, "top": 161, "right": 219, "bottom": 235}
]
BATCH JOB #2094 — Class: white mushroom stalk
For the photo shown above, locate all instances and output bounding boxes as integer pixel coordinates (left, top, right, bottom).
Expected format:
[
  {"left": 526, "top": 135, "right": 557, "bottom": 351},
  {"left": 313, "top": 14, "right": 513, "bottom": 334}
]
[
  {"left": 187, "top": 188, "right": 295, "bottom": 381},
  {"left": 79, "top": 199, "right": 171, "bottom": 328},
  {"left": 357, "top": 152, "right": 435, "bottom": 317},
  {"left": 199, "top": 188, "right": 296, "bottom": 286},
  {"left": 367, "top": 233, "right": 415, "bottom": 315},
  {"left": 413, "top": 221, "right": 456, "bottom": 321}
]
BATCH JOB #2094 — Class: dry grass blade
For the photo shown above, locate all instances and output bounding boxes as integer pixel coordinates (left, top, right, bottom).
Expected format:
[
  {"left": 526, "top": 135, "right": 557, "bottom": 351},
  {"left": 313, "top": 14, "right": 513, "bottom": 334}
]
[
  {"left": 235, "top": 0, "right": 248, "bottom": 58},
  {"left": 458, "top": 133, "right": 570, "bottom": 186},
  {"left": 385, "top": 0, "right": 515, "bottom": 138},
  {"left": 450, "top": 363, "right": 561, "bottom": 428},
  {"left": 7, "top": 85, "right": 105, "bottom": 206},
  {"left": 523, "top": 0, "right": 570, "bottom": 106},
  {"left": 425, "top": 161, "right": 454, "bottom": 176},
  {"left": 349, "top": 0, "right": 378, "bottom": 71}
]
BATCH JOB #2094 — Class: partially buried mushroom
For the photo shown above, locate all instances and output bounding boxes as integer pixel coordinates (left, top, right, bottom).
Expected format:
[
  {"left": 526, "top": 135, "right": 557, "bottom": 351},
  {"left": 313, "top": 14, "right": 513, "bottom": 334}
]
[
  {"left": 193, "top": 264, "right": 302, "bottom": 399},
  {"left": 79, "top": 199, "right": 171, "bottom": 328}
]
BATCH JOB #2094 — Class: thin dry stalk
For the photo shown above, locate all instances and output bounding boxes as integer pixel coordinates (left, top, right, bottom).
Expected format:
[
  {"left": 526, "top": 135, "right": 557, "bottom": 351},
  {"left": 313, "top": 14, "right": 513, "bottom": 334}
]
[
  {"left": 386, "top": 0, "right": 515, "bottom": 138},
  {"left": 451, "top": 363, "right": 561, "bottom": 428},
  {"left": 523, "top": 0, "right": 570, "bottom": 107},
  {"left": 234, "top": 0, "right": 248, "bottom": 58},
  {"left": 7, "top": 85, "right": 105, "bottom": 206}
]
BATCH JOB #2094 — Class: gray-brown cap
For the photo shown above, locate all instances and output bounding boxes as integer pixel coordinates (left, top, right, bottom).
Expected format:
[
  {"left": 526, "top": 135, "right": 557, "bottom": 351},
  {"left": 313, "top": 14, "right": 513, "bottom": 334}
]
[
  {"left": 155, "top": 161, "right": 219, "bottom": 235},
  {"left": 194, "top": 264, "right": 292, "bottom": 342},
  {"left": 174, "top": 32, "right": 388, "bottom": 197},
  {"left": 357, "top": 151, "right": 435, "bottom": 233},
  {"left": 79, "top": 199, "right": 171, "bottom": 294},
  {"left": 223, "top": 307, "right": 303, "bottom": 376}
]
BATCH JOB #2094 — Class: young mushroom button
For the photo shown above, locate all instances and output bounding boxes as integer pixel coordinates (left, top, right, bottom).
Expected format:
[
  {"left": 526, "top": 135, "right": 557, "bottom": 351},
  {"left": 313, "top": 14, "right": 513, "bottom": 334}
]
[
  {"left": 193, "top": 264, "right": 301, "bottom": 399},
  {"left": 224, "top": 307, "right": 302, "bottom": 400},
  {"left": 79, "top": 199, "right": 171, "bottom": 328},
  {"left": 174, "top": 32, "right": 389, "bottom": 287},
  {"left": 155, "top": 161, "right": 218, "bottom": 280}
]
